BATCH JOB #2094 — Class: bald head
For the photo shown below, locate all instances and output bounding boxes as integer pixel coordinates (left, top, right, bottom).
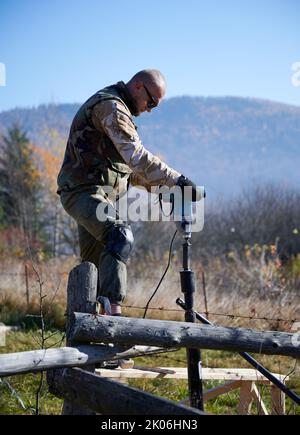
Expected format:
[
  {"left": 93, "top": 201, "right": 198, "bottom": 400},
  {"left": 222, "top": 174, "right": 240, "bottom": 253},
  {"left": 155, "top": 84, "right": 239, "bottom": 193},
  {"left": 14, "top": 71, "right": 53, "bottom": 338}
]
[
  {"left": 128, "top": 69, "right": 166, "bottom": 93},
  {"left": 126, "top": 69, "right": 166, "bottom": 116}
]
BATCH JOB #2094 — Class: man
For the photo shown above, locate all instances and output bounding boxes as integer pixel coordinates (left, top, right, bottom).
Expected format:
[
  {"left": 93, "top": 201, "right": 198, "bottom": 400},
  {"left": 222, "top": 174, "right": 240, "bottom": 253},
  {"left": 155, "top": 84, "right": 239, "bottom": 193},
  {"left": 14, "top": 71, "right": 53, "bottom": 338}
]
[{"left": 57, "top": 69, "right": 200, "bottom": 317}]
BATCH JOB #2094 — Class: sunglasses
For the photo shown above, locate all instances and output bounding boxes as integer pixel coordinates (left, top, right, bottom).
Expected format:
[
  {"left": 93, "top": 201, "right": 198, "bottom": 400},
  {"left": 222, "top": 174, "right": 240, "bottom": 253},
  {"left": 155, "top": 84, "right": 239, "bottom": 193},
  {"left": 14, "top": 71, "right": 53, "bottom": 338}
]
[{"left": 143, "top": 84, "right": 159, "bottom": 109}]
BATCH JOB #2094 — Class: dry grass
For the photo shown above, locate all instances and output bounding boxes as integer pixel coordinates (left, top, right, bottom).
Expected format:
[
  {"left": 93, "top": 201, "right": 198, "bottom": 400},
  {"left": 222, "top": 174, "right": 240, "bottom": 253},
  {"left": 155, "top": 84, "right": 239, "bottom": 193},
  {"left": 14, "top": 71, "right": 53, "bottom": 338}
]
[
  {"left": 0, "top": 256, "right": 77, "bottom": 328},
  {"left": 126, "top": 252, "right": 300, "bottom": 333},
  {"left": 0, "top": 251, "right": 299, "bottom": 332}
]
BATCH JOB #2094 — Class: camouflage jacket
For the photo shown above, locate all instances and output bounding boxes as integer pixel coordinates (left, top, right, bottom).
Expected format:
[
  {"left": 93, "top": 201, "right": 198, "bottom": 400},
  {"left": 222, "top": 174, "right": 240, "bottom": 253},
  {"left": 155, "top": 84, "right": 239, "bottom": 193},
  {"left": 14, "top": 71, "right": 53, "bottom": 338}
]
[{"left": 56, "top": 82, "right": 180, "bottom": 197}]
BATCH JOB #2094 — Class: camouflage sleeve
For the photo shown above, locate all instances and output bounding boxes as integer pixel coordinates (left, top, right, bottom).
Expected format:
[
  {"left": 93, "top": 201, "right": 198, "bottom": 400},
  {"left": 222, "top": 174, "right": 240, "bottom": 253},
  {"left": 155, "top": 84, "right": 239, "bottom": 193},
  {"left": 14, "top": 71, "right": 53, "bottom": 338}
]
[
  {"left": 129, "top": 172, "right": 153, "bottom": 193},
  {"left": 92, "top": 99, "right": 180, "bottom": 188}
]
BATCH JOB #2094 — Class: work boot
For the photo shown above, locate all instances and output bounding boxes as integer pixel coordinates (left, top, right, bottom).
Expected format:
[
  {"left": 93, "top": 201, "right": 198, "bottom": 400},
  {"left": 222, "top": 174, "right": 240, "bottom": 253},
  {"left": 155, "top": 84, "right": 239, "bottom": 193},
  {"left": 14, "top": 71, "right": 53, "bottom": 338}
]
[{"left": 96, "top": 296, "right": 112, "bottom": 315}]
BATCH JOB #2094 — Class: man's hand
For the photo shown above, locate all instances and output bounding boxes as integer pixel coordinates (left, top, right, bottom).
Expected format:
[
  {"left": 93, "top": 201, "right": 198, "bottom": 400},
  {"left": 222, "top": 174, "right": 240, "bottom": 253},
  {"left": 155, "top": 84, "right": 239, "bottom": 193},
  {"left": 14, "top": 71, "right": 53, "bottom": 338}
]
[{"left": 176, "top": 175, "right": 206, "bottom": 202}]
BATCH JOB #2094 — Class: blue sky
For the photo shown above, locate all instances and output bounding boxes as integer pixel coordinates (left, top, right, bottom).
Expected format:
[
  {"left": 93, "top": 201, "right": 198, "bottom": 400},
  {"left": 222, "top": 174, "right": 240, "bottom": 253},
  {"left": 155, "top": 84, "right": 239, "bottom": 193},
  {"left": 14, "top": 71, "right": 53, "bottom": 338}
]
[{"left": 0, "top": 0, "right": 299, "bottom": 111}]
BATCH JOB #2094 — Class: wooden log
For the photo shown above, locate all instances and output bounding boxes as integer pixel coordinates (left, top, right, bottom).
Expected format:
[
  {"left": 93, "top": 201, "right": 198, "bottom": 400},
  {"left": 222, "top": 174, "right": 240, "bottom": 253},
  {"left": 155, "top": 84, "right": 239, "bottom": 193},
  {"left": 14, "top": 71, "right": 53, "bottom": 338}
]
[
  {"left": 65, "top": 262, "right": 98, "bottom": 343},
  {"left": 62, "top": 262, "right": 98, "bottom": 415},
  {"left": 0, "top": 347, "right": 91, "bottom": 377},
  {"left": 48, "top": 367, "right": 205, "bottom": 415},
  {"left": 0, "top": 345, "right": 176, "bottom": 378},
  {"left": 71, "top": 313, "right": 300, "bottom": 358}
]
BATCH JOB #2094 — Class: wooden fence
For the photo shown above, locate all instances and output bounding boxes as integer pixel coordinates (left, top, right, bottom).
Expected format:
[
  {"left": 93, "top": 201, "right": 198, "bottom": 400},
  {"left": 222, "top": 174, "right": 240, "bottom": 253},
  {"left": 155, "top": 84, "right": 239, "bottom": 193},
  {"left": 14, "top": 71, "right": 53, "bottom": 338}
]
[{"left": 0, "top": 262, "right": 299, "bottom": 415}]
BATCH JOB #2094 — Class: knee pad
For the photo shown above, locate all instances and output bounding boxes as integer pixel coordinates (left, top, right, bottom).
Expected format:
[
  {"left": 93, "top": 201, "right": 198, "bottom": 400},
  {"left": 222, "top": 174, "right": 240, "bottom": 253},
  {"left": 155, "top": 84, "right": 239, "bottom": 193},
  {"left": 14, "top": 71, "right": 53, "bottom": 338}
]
[{"left": 105, "top": 224, "right": 134, "bottom": 264}]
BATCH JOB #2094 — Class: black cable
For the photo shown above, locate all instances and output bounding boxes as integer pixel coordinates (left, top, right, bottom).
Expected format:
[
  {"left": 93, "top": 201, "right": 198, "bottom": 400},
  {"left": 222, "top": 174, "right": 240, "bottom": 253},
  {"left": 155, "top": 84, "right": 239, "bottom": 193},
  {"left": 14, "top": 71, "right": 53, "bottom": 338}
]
[
  {"left": 143, "top": 230, "right": 177, "bottom": 319},
  {"left": 158, "top": 193, "right": 175, "bottom": 217}
]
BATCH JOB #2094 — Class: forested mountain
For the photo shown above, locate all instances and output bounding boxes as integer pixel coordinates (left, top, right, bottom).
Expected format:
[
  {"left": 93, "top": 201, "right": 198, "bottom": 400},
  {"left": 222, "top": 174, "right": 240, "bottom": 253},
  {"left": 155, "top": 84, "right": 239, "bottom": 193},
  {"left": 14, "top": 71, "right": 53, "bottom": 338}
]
[{"left": 1, "top": 96, "right": 299, "bottom": 197}]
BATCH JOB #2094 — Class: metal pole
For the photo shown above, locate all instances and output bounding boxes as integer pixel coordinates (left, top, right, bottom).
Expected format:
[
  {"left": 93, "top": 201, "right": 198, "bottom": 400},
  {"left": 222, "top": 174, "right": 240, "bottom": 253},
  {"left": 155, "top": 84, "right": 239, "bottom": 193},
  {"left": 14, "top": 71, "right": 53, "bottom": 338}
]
[
  {"left": 176, "top": 297, "right": 300, "bottom": 406},
  {"left": 180, "top": 232, "right": 204, "bottom": 411}
]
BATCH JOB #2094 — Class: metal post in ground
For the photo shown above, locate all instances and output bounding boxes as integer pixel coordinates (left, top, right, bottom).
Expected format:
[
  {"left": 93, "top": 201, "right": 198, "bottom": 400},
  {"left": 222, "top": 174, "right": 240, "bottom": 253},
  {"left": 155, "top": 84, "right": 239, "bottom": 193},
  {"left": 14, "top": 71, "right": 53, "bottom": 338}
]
[{"left": 179, "top": 226, "right": 204, "bottom": 411}]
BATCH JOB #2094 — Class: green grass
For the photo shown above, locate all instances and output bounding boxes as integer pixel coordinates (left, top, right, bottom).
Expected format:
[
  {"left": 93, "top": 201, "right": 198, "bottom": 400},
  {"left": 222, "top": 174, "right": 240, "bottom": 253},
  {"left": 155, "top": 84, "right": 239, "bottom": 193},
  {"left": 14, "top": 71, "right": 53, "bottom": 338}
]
[
  {"left": 0, "top": 330, "right": 64, "bottom": 415},
  {"left": 0, "top": 330, "right": 299, "bottom": 415}
]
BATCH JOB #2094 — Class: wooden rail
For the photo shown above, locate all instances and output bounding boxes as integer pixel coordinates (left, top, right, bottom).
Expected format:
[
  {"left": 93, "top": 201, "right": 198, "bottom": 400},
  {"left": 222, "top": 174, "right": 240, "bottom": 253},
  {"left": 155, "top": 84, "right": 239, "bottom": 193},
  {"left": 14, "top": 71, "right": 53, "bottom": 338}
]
[
  {"left": 48, "top": 367, "right": 204, "bottom": 415},
  {"left": 71, "top": 312, "right": 300, "bottom": 358},
  {"left": 0, "top": 344, "right": 175, "bottom": 378}
]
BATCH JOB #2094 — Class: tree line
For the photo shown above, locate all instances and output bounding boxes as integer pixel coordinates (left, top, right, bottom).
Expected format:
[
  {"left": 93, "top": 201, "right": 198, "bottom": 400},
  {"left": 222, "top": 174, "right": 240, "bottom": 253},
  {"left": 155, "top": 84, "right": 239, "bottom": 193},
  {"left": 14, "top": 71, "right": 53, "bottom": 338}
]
[
  {"left": 0, "top": 125, "right": 78, "bottom": 260},
  {"left": 0, "top": 125, "right": 299, "bottom": 264}
]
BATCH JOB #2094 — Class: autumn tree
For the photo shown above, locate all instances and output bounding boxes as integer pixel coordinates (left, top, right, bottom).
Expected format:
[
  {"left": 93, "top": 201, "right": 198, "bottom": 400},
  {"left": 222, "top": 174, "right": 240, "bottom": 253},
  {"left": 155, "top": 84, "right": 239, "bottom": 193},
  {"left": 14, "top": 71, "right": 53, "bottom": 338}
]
[
  {"left": 0, "top": 125, "right": 43, "bottom": 257},
  {"left": 33, "top": 128, "right": 79, "bottom": 257}
]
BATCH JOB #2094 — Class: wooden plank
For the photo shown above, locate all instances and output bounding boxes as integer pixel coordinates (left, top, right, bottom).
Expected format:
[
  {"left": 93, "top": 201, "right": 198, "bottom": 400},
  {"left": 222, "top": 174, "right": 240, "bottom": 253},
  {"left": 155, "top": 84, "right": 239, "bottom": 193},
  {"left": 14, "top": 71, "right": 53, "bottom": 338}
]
[
  {"left": 95, "top": 367, "right": 285, "bottom": 382},
  {"left": 237, "top": 381, "right": 254, "bottom": 415},
  {"left": 48, "top": 367, "right": 205, "bottom": 415},
  {"left": 71, "top": 313, "right": 300, "bottom": 358},
  {"left": 251, "top": 383, "right": 269, "bottom": 415},
  {"left": 133, "top": 366, "right": 176, "bottom": 375},
  {"left": 203, "top": 381, "right": 242, "bottom": 401},
  {"left": 271, "top": 385, "right": 286, "bottom": 415},
  {"left": 96, "top": 367, "right": 178, "bottom": 379},
  {"left": 201, "top": 368, "right": 288, "bottom": 382}
]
